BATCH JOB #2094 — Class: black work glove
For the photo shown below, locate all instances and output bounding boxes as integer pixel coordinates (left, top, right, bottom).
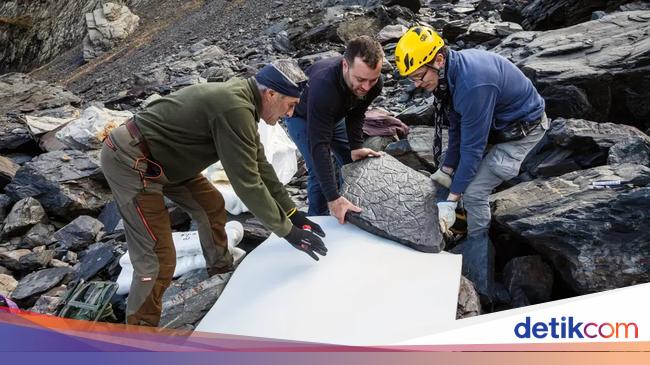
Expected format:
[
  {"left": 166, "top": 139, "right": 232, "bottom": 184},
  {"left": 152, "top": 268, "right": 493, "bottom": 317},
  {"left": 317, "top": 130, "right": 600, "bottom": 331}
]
[
  {"left": 287, "top": 209, "right": 326, "bottom": 237},
  {"left": 283, "top": 226, "right": 328, "bottom": 261}
]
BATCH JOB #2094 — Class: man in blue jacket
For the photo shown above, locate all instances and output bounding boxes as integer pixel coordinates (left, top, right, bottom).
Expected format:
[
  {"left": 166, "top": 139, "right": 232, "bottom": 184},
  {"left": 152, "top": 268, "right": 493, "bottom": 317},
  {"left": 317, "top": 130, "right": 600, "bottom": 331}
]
[
  {"left": 394, "top": 26, "right": 547, "bottom": 244},
  {"left": 285, "top": 36, "right": 384, "bottom": 223}
]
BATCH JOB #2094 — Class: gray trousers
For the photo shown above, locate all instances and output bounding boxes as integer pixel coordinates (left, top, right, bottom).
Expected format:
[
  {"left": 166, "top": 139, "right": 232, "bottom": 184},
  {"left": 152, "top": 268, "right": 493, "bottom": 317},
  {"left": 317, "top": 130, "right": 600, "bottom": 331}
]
[
  {"left": 463, "top": 114, "right": 549, "bottom": 237},
  {"left": 100, "top": 124, "right": 233, "bottom": 326}
]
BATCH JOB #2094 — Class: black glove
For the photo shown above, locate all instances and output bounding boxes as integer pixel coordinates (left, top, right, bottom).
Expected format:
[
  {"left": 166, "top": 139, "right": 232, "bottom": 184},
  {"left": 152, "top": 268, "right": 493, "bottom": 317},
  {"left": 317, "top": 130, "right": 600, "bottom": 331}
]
[
  {"left": 284, "top": 226, "right": 328, "bottom": 261},
  {"left": 288, "top": 209, "right": 326, "bottom": 237}
]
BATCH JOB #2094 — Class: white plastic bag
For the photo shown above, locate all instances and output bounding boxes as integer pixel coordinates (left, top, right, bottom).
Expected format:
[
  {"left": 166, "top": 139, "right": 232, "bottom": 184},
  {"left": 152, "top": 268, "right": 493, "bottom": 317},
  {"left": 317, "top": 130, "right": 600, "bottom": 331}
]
[
  {"left": 116, "top": 221, "right": 245, "bottom": 295},
  {"left": 202, "top": 120, "right": 297, "bottom": 215}
]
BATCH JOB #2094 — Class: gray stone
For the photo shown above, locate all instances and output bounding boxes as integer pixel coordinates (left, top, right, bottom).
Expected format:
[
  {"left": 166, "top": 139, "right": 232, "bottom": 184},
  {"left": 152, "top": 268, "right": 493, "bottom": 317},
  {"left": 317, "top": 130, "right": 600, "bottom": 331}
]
[
  {"left": 0, "top": 73, "right": 80, "bottom": 114},
  {"left": 504, "top": 255, "right": 554, "bottom": 304},
  {"left": 459, "top": 20, "right": 523, "bottom": 44},
  {"left": 0, "top": 194, "right": 13, "bottom": 223},
  {"left": 10, "top": 267, "right": 72, "bottom": 303},
  {"left": 341, "top": 154, "right": 444, "bottom": 253},
  {"left": 395, "top": 97, "right": 434, "bottom": 126},
  {"left": 494, "top": 11, "right": 650, "bottom": 130},
  {"left": 272, "top": 31, "right": 295, "bottom": 53},
  {"left": 456, "top": 275, "right": 482, "bottom": 319},
  {"left": 297, "top": 50, "right": 342, "bottom": 69},
  {"left": 608, "top": 136, "right": 650, "bottom": 166},
  {"left": 451, "top": 232, "right": 495, "bottom": 299},
  {"left": 39, "top": 126, "right": 71, "bottom": 152},
  {"left": 518, "top": 0, "right": 636, "bottom": 30},
  {"left": 0, "top": 273, "right": 18, "bottom": 297},
  {"left": 29, "top": 285, "right": 67, "bottom": 315},
  {"left": 548, "top": 118, "right": 650, "bottom": 150},
  {"left": 21, "top": 104, "right": 80, "bottom": 136},
  {"left": 385, "top": 126, "right": 448, "bottom": 173},
  {"left": 73, "top": 242, "right": 116, "bottom": 281},
  {"left": 377, "top": 24, "right": 408, "bottom": 44},
  {"left": 97, "top": 201, "right": 122, "bottom": 234},
  {"left": 54, "top": 215, "right": 104, "bottom": 251},
  {"left": 0, "top": 116, "right": 34, "bottom": 152},
  {"left": 4, "top": 150, "right": 112, "bottom": 220},
  {"left": 20, "top": 223, "right": 57, "bottom": 249},
  {"left": 82, "top": 3, "right": 140, "bottom": 61},
  {"left": 162, "top": 269, "right": 209, "bottom": 301},
  {"left": 2, "top": 197, "right": 47, "bottom": 237},
  {"left": 0, "top": 249, "right": 31, "bottom": 272},
  {"left": 0, "top": 155, "right": 19, "bottom": 189},
  {"left": 491, "top": 163, "right": 650, "bottom": 294},
  {"left": 521, "top": 118, "right": 650, "bottom": 179},
  {"left": 18, "top": 250, "right": 55, "bottom": 272},
  {"left": 160, "top": 272, "right": 233, "bottom": 329},
  {"left": 363, "top": 136, "right": 397, "bottom": 152}
]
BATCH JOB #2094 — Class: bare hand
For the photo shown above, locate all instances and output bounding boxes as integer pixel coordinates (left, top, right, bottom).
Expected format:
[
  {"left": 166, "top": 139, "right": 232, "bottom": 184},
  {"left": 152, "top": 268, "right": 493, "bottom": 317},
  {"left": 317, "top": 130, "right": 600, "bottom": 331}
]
[
  {"left": 351, "top": 148, "right": 382, "bottom": 161},
  {"left": 327, "top": 196, "right": 362, "bottom": 224}
]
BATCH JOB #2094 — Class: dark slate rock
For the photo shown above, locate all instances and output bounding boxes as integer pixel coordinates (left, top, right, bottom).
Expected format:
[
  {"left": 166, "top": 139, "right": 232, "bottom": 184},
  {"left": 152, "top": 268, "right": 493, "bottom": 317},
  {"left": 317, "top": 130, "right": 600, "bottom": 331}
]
[
  {"left": 456, "top": 275, "right": 482, "bottom": 319},
  {"left": 0, "top": 194, "right": 13, "bottom": 223},
  {"left": 0, "top": 73, "right": 80, "bottom": 115},
  {"left": 458, "top": 20, "right": 523, "bottom": 45},
  {"left": 73, "top": 242, "right": 116, "bottom": 281},
  {"left": 608, "top": 136, "right": 650, "bottom": 166},
  {"left": 494, "top": 11, "right": 650, "bottom": 131},
  {"left": 547, "top": 118, "right": 650, "bottom": 150},
  {"left": 503, "top": 255, "right": 554, "bottom": 304},
  {"left": 0, "top": 116, "right": 34, "bottom": 151},
  {"left": 10, "top": 267, "right": 72, "bottom": 302},
  {"left": 2, "top": 197, "right": 47, "bottom": 237},
  {"left": 520, "top": 118, "right": 650, "bottom": 179},
  {"left": 5, "top": 153, "right": 34, "bottom": 165},
  {"left": 4, "top": 150, "right": 112, "bottom": 219},
  {"left": 20, "top": 223, "right": 57, "bottom": 249},
  {"left": 162, "top": 269, "right": 209, "bottom": 301},
  {"left": 0, "top": 249, "right": 31, "bottom": 272},
  {"left": 540, "top": 84, "right": 594, "bottom": 119},
  {"left": 0, "top": 155, "right": 19, "bottom": 189},
  {"left": 491, "top": 163, "right": 650, "bottom": 294},
  {"left": 518, "top": 0, "right": 636, "bottom": 30},
  {"left": 395, "top": 97, "right": 434, "bottom": 126},
  {"left": 272, "top": 31, "right": 295, "bottom": 53},
  {"left": 17, "top": 250, "right": 54, "bottom": 272},
  {"left": 54, "top": 215, "right": 104, "bottom": 251},
  {"left": 160, "top": 272, "right": 232, "bottom": 329},
  {"left": 297, "top": 50, "right": 342, "bottom": 69},
  {"left": 385, "top": 126, "right": 448, "bottom": 173},
  {"left": 450, "top": 232, "right": 495, "bottom": 299},
  {"left": 363, "top": 135, "right": 397, "bottom": 152},
  {"left": 29, "top": 285, "right": 67, "bottom": 315},
  {"left": 97, "top": 200, "right": 122, "bottom": 234},
  {"left": 341, "top": 154, "right": 444, "bottom": 253}
]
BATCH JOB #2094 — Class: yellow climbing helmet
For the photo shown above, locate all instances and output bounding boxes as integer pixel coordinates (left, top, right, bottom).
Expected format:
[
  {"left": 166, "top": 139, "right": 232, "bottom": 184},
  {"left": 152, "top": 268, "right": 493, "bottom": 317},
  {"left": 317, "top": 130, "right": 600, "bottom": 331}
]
[{"left": 395, "top": 26, "right": 445, "bottom": 76}]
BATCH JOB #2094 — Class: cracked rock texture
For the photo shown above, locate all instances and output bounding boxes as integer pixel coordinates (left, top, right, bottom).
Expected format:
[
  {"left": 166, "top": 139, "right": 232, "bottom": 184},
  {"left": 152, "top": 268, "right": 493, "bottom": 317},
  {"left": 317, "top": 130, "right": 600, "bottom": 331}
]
[{"left": 341, "top": 154, "right": 444, "bottom": 253}]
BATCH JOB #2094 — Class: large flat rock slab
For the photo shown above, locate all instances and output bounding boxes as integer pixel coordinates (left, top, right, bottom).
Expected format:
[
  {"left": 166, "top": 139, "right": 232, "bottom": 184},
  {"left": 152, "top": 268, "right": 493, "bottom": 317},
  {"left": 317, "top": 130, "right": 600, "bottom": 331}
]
[{"left": 341, "top": 154, "right": 444, "bottom": 253}]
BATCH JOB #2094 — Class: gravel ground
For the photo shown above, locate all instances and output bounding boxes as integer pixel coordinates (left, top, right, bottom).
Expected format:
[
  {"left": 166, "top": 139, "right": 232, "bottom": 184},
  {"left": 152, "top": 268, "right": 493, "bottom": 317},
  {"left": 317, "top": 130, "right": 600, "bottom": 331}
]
[{"left": 31, "top": 0, "right": 314, "bottom": 103}]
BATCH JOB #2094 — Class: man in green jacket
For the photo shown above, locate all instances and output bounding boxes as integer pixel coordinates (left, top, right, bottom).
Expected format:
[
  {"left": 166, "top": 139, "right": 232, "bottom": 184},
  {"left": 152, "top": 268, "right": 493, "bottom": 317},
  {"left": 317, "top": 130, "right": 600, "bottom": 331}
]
[{"left": 100, "top": 59, "right": 327, "bottom": 327}]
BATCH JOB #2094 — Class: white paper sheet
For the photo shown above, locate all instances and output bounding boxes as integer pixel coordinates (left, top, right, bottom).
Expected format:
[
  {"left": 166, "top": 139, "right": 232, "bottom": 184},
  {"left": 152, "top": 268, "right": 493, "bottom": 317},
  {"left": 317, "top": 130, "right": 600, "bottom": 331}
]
[{"left": 195, "top": 216, "right": 462, "bottom": 346}]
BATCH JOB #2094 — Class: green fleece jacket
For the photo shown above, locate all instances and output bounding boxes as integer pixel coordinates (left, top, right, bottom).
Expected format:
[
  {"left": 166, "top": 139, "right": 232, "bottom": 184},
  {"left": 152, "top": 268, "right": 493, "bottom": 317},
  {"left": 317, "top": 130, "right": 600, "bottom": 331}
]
[{"left": 136, "top": 78, "right": 295, "bottom": 237}]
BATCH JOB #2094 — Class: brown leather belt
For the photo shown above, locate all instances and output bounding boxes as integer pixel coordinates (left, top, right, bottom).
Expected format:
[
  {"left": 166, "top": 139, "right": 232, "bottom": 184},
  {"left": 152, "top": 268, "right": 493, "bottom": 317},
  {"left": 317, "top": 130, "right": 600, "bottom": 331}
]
[{"left": 125, "top": 117, "right": 151, "bottom": 157}]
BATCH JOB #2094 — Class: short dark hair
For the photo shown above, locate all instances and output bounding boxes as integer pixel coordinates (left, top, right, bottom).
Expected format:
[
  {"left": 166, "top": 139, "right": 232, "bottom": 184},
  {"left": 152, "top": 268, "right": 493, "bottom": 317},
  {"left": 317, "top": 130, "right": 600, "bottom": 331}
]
[{"left": 344, "top": 35, "right": 384, "bottom": 69}]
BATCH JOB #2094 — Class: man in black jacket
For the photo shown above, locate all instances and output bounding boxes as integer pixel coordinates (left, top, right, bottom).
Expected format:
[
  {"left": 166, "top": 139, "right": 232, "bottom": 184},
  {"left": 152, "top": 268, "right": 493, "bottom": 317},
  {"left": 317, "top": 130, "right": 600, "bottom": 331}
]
[{"left": 286, "top": 36, "right": 384, "bottom": 223}]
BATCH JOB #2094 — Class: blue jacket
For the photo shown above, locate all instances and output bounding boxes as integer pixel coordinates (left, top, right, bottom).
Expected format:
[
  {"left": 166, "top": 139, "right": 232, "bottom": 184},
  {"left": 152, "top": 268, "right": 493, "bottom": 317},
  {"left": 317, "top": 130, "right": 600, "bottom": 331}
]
[{"left": 443, "top": 49, "right": 545, "bottom": 194}]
